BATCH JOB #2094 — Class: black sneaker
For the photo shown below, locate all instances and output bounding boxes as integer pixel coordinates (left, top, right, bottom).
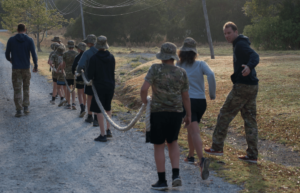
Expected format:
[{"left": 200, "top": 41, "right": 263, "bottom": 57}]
[
  {"left": 85, "top": 115, "right": 93, "bottom": 123},
  {"left": 151, "top": 180, "right": 168, "bottom": 191},
  {"left": 93, "top": 119, "right": 99, "bottom": 127},
  {"left": 65, "top": 104, "right": 71, "bottom": 109},
  {"left": 172, "top": 176, "right": 182, "bottom": 187},
  {"left": 200, "top": 158, "right": 210, "bottom": 180},
  {"left": 184, "top": 155, "right": 195, "bottom": 164},
  {"left": 15, "top": 110, "right": 22, "bottom": 117},
  {"left": 24, "top": 107, "right": 30, "bottom": 114},
  {"left": 94, "top": 135, "right": 107, "bottom": 142},
  {"left": 106, "top": 129, "right": 112, "bottom": 138}
]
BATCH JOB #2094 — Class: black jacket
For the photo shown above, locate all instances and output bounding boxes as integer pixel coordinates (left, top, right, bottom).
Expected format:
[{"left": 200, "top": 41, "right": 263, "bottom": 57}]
[
  {"left": 88, "top": 50, "right": 115, "bottom": 90},
  {"left": 72, "top": 52, "right": 83, "bottom": 82},
  {"left": 5, "top": 34, "right": 38, "bottom": 69},
  {"left": 231, "top": 35, "right": 259, "bottom": 85}
]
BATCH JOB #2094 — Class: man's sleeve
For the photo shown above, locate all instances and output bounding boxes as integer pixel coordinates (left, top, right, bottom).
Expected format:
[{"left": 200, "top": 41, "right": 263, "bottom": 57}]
[
  {"left": 5, "top": 38, "right": 12, "bottom": 62},
  {"left": 181, "top": 70, "right": 189, "bottom": 93},
  {"left": 77, "top": 52, "right": 87, "bottom": 74},
  {"left": 144, "top": 65, "right": 154, "bottom": 85},
  {"left": 29, "top": 38, "right": 38, "bottom": 69},
  {"left": 87, "top": 57, "right": 95, "bottom": 80},
  {"left": 236, "top": 42, "right": 259, "bottom": 70}
]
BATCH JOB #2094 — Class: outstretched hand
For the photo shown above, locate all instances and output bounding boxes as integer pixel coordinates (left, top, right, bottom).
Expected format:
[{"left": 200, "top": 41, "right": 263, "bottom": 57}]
[
  {"left": 242, "top": 65, "right": 251, "bottom": 76},
  {"left": 32, "top": 68, "right": 38, "bottom": 73}
]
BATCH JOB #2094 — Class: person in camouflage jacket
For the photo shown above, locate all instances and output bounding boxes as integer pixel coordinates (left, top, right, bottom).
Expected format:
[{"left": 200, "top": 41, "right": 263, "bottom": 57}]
[
  {"left": 60, "top": 40, "right": 78, "bottom": 110},
  {"left": 50, "top": 45, "right": 66, "bottom": 106}
]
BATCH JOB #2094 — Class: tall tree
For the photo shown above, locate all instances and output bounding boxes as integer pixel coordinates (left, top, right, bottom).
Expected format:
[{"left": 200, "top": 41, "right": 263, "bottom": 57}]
[{"left": 1, "top": 0, "right": 68, "bottom": 52}]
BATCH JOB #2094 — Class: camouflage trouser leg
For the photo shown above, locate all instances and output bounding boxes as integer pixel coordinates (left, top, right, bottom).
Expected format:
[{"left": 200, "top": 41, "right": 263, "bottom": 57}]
[
  {"left": 212, "top": 84, "right": 259, "bottom": 159},
  {"left": 12, "top": 69, "right": 31, "bottom": 111}
]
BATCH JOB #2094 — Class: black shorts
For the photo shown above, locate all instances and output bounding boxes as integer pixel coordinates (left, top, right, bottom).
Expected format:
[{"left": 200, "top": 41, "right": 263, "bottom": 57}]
[
  {"left": 84, "top": 85, "right": 93, "bottom": 96},
  {"left": 150, "top": 112, "right": 182, "bottom": 144},
  {"left": 66, "top": 79, "right": 74, "bottom": 86},
  {"left": 90, "top": 89, "right": 114, "bottom": 113},
  {"left": 76, "top": 83, "right": 84, "bottom": 89},
  {"left": 183, "top": 99, "right": 207, "bottom": 123},
  {"left": 52, "top": 78, "right": 57, "bottom": 83}
]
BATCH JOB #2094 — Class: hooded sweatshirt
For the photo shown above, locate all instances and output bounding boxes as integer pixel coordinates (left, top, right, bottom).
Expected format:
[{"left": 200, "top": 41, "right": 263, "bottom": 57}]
[
  {"left": 231, "top": 35, "right": 259, "bottom": 85},
  {"left": 5, "top": 33, "right": 38, "bottom": 69},
  {"left": 88, "top": 50, "right": 115, "bottom": 90}
]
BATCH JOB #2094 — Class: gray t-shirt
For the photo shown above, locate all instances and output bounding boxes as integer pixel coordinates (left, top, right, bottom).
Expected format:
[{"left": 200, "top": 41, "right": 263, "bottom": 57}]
[{"left": 177, "top": 60, "right": 216, "bottom": 99}]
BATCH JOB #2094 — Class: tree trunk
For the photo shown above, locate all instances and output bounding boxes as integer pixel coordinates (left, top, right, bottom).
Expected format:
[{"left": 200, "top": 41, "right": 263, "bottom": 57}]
[
  {"left": 202, "top": 0, "right": 215, "bottom": 59},
  {"left": 36, "top": 26, "right": 42, "bottom": 52}
]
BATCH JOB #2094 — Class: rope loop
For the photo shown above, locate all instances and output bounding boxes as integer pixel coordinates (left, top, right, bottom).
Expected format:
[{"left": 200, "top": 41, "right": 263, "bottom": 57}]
[{"left": 80, "top": 70, "right": 151, "bottom": 131}]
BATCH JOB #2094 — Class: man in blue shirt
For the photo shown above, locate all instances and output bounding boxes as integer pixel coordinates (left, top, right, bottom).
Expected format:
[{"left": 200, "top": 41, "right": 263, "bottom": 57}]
[
  {"left": 76, "top": 34, "right": 99, "bottom": 126},
  {"left": 5, "top": 24, "right": 38, "bottom": 117}
]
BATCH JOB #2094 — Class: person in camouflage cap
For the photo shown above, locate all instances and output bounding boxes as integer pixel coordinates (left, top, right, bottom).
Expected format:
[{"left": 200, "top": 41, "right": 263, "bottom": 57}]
[
  {"left": 51, "top": 36, "right": 66, "bottom": 50},
  {"left": 50, "top": 45, "right": 67, "bottom": 106},
  {"left": 76, "top": 34, "right": 99, "bottom": 126},
  {"left": 140, "top": 42, "right": 191, "bottom": 190},
  {"left": 204, "top": 22, "right": 260, "bottom": 164},
  {"left": 72, "top": 42, "right": 87, "bottom": 117},
  {"left": 60, "top": 40, "right": 78, "bottom": 110}
]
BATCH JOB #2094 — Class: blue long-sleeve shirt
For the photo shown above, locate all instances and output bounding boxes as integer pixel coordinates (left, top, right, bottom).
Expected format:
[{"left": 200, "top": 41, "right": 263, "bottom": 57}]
[
  {"left": 5, "top": 33, "right": 38, "bottom": 69},
  {"left": 76, "top": 46, "right": 98, "bottom": 81}
]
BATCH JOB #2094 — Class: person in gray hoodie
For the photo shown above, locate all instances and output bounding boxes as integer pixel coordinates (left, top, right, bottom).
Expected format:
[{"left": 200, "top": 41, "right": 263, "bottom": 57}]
[
  {"left": 177, "top": 37, "right": 216, "bottom": 180},
  {"left": 5, "top": 24, "right": 38, "bottom": 117}
]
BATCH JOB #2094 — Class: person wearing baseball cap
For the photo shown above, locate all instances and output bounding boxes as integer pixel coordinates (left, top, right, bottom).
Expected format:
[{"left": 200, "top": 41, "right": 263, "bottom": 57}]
[
  {"left": 177, "top": 37, "right": 216, "bottom": 180},
  {"left": 72, "top": 42, "right": 87, "bottom": 117},
  {"left": 87, "top": 36, "right": 114, "bottom": 142},
  {"left": 76, "top": 34, "right": 99, "bottom": 126},
  {"left": 140, "top": 42, "right": 191, "bottom": 190}
]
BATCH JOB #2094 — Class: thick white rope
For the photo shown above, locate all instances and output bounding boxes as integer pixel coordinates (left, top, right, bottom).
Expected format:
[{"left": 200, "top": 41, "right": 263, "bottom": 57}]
[
  {"left": 62, "top": 70, "right": 76, "bottom": 93},
  {"left": 81, "top": 70, "right": 151, "bottom": 131}
]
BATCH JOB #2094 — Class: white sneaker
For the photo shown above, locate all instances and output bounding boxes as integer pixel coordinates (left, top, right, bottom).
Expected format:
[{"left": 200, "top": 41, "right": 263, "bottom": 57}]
[{"left": 58, "top": 99, "right": 66, "bottom": 107}]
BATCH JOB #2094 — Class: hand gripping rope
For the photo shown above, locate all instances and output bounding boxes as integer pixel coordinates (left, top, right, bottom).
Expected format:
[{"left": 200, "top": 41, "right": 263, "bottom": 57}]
[{"left": 80, "top": 70, "right": 151, "bottom": 132}]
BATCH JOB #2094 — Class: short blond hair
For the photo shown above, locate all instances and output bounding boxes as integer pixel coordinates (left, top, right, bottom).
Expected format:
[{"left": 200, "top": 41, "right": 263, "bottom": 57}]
[{"left": 223, "top": 22, "right": 238, "bottom": 31}]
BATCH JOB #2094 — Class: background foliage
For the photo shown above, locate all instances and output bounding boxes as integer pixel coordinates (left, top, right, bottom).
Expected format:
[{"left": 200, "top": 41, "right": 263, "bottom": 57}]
[{"left": 244, "top": 0, "right": 300, "bottom": 49}]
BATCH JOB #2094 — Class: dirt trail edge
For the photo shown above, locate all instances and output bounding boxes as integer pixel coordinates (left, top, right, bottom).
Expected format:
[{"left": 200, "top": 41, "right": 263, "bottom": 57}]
[{"left": 0, "top": 44, "right": 242, "bottom": 193}]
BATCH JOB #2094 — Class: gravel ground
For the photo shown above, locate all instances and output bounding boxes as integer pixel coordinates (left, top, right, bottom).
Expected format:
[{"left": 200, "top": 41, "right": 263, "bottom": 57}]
[{"left": 0, "top": 44, "right": 242, "bottom": 193}]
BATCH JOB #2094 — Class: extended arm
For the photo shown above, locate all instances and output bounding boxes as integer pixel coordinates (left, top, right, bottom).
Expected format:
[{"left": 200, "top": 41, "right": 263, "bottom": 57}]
[
  {"left": 5, "top": 38, "right": 12, "bottom": 63},
  {"left": 76, "top": 52, "right": 87, "bottom": 74},
  {"left": 202, "top": 62, "right": 216, "bottom": 100},
  {"left": 140, "top": 81, "right": 151, "bottom": 104},
  {"left": 181, "top": 91, "right": 191, "bottom": 128},
  {"left": 29, "top": 38, "right": 38, "bottom": 70}
]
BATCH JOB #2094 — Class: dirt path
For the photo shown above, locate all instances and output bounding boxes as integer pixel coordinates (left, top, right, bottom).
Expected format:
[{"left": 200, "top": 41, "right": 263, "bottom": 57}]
[{"left": 0, "top": 44, "right": 242, "bottom": 193}]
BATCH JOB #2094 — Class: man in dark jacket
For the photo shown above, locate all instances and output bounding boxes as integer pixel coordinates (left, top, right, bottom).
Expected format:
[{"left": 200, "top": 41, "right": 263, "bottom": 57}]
[
  {"left": 88, "top": 36, "right": 115, "bottom": 142},
  {"left": 5, "top": 24, "right": 38, "bottom": 117},
  {"left": 205, "top": 22, "right": 259, "bottom": 164}
]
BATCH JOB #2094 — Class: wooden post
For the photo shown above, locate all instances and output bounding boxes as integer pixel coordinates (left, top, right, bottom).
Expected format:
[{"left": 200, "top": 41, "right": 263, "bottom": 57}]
[
  {"left": 202, "top": 0, "right": 215, "bottom": 59},
  {"left": 80, "top": 1, "right": 86, "bottom": 39}
]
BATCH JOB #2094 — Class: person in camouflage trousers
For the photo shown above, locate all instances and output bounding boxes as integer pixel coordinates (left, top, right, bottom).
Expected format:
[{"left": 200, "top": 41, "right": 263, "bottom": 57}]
[
  {"left": 5, "top": 24, "right": 38, "bottom": 117},
  {"left": 205, "top": 22, "right": 260, "bottom": 164},
  {"left": 50, "top": 45, "right": 67, "bottom": 106},
  {"left": 61, "top": 40, "right": 78, "bottom": 110},
  {"left": 140, "top": 42, "right": 191, "bottom": 190}
]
